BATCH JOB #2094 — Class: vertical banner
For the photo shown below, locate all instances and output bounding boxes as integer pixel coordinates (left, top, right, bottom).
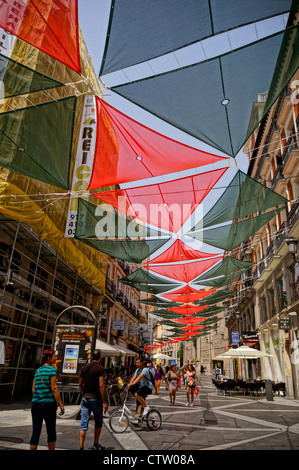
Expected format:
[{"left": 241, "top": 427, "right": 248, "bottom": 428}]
[
  {"left": 65, "top": 95, "right": 97, "bottom": 237},
  {"left": 54, "top": 325, "right": 95, "bottom": 387}
]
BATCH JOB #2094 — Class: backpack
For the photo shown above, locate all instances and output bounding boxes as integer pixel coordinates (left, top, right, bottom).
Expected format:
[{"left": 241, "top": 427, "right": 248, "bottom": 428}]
[{"left": 146, "top": 368, "right": 155, "bottom": 386}]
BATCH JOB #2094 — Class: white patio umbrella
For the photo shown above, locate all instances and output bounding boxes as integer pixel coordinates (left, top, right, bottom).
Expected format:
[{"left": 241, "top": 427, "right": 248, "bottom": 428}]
[
  {"left": 152, "top": 353, "right": 172, "bottom": 360},
  {"left": 219, "top": 345, "right": 272, "bottom": 359}
]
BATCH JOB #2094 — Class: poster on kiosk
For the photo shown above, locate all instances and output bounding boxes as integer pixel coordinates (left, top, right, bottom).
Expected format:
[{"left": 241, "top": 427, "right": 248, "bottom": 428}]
[{"left": 53, "top": 325, "right": 95, "bottom": 388}]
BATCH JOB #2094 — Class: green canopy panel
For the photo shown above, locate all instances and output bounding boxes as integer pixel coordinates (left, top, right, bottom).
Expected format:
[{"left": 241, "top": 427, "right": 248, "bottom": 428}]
[
  {"left": 76, "top": 198, "right": 164, "bottom": 239},
  {"left": 193, "top": 306, "right": 224, "bottom": 316},
  {"left": 193, "top": 270, "right": 248, "bottom": 287},
  {"left": 0, "top": 54, "right": 63, "bottom": 98},
  {"left": 190, "top": 207, "right": 286, "bottom": 251},
  {"left": 121, "top": 267, "right": 180, "bottom": 286},
  {"left": 100, "top": 0, "right": 296, "bottom": 75},
  {"left": 112, "top": 25, "right": 299, "bottom": 157},
  {"left": 149, "top": 310, "right": 182, "bottom": 319},
  {"left": 193, "top": 256, "right": 253, "bottom": 282},
  {"left": 0, "top": 96, "right": 76, "bottom": 189},
  {"left": 139, "top": 297, "right": 182, "bottom": 307},
  {"left": 194, "top": 289, "right": 236, "bottom": 306},
  {"left": 126, "top": 282, "right": 180, "bottom": 295},
  {"left": 198, "top": 170, "right": 288, "bottom": 229},
  {"left": 77, "top": 237, "right": 170, "bottom": 264}
]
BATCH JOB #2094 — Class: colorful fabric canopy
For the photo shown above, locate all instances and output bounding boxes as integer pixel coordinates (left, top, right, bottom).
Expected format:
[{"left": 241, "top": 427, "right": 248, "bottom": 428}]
[
  {"left": 189, "top": 208, "right": 285, "bottom": 251},
  {"left": 94, "top": 167, "right": 227, "bottom": 232},
  {"left": 193, "top": 256, "right": 253, "bottom": 282},
  {"left": 0, "top": 53, "right": 63, "bottom": 98},
  {"left": 196, "top": 170, "right": 289, "bottom": 230},
  {"left": 0, "top": 96, "right": 76, "bottom": 189},
  {"left": 0, "top": 0, "right": 81, "bottom": 73},
  {"left": 111, "top": 24, "right": 299, "bottom": 157},
  {"left": 139, "top": 297, "right": 182, "bottom": 307},
  {"left": 88, "top": 98, "right": 228, "bottom": 189},
  {"left": 167, "top": 305, "right": 211, "bottom": 316},
  {"left": 161, "top": 285, "right": 216, "bottom": 303},
  {"left": 75, "top": 198, "right": 164, "bottom": 239},
  {"left": 194, "top": 289, "right": 236, "bottom": 306},
  {"left": 145, "top": 255, "right": 223, "bottom": 283},
  {"left": 193, "top": 270, "right": 248, "bottom": 288},
  {"left": 100, "top": 0, "right": 296, "bottom": 75},
  {"left": 146, "top": 239, "right": 222, "bottom": 264},
  {"left": 172, "top": 316, "right": 207, "bottom": 324}
]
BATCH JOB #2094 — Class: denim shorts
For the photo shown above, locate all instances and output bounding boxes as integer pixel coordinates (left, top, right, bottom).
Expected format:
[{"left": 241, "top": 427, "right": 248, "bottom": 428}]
[{"left": 80, "top": 397, "right": 103, "bottom": 431}]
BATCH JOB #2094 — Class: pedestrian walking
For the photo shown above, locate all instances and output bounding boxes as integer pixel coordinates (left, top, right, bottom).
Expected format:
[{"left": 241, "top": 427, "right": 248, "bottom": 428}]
[
  {"left": 185, "top": 364, "right": 198, "bottom": 407},
  {"left": 78, "top": 349, "right": 108, "bottom": 450},
  {"left": 166, "top": 365, "right": 180, "bottom": 406},
  {"left": 154, "top": 365, "right": 163, "bottom": 394},
  {"left": 30, "top": 349, "right": 64, "bottom": 450}
]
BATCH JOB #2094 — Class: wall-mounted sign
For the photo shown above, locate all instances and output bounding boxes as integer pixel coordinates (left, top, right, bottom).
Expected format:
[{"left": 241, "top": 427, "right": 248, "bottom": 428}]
[
  {"left": 232, "top": 332, "right": 239, "bottom": 345},
  {"left": 113, "top": 321, "right": 125, "bottom": 331},
  {"left": 278, "top": 319, "right": 291, "bottom": 330}
]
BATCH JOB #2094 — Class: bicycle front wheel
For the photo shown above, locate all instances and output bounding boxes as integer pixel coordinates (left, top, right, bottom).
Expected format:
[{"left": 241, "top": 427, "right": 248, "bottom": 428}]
[
  {"left": 146, "top": 409, "right": 162, "bottom": 431},
  {"left": 109, "top": 410, "right": 129, "bottom": 433}
]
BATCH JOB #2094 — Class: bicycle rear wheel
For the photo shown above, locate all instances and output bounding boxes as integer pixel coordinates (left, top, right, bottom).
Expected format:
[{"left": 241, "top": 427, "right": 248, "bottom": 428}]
[
  {"left": 109, "top": 410, "right": 129, "bottom": 433},
  {"left": 146, "top": 409, "right": 162, "bottom": 431}
]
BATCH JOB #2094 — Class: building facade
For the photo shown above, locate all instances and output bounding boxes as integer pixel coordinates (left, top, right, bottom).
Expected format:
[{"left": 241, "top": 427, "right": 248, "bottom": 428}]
[{"left": 225, "top": 71, "right": 299, "bottom": 397}]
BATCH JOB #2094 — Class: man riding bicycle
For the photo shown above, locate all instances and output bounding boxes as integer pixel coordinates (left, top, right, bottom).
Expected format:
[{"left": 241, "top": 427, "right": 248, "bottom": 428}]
[{"left": 127, "top": 358, "right": 153, "bottom": 417}]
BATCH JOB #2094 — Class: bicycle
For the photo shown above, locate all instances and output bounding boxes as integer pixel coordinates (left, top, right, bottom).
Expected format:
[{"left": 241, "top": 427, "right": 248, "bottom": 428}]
[{"left": 109, "top": 389, "right": 162, "bottom": 433}]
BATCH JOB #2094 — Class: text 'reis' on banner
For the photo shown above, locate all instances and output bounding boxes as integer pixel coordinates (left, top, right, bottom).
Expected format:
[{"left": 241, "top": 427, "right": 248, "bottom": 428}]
[
  {"left": 0, "top": 95, "right": 77, "bottom": 190},
  {"left": 145, "top": 255, "right": 223, "bottom": 283},
  {"left": 0, "top": 0, "right": 81, "bottom": 74},
  {"left": 65, "top": 96, "right": 97, "bottom": 237},
  {"left": 160, "top": 285, "right": 216, "bottom": 303},
  {"left": 88, "top": 97, "right": 228, "bottom": 189},
  {"left": 94, "top": 168, "right": 228, "bottom": 233}
]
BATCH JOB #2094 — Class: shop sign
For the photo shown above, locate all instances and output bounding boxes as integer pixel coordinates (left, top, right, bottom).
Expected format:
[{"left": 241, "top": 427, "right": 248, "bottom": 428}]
[
  {"left": 243, "top": 331, "right": 259, "bottom": 344},
  {"left": 278, "top": 319, "right": 291, "bottom": 330},
  {"left": 232, "top": 332, "right": 239, "bottom": 345},
  {"left": 113, "top": 321, "right": 125, "bottom": 331}
]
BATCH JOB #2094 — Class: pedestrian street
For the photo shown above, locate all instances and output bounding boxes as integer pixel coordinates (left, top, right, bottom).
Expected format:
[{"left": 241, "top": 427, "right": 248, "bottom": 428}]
[{"left": 1, "top": 374, "right": 299, "bottom": 452}]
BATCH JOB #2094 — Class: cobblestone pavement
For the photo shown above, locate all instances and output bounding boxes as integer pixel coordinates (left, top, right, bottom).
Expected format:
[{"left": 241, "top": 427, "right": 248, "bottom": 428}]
[{"left": 1, "top": 374, "right": 299, "bottom": 452}]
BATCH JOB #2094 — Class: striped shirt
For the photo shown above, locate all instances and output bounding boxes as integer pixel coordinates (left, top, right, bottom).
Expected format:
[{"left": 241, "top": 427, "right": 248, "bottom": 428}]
[{"left": 32, "top": 366, "right": 57, "bottom": 403}]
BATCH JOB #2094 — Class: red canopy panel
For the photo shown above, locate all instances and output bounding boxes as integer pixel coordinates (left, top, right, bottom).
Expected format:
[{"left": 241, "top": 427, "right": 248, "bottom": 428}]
[
  {"left": 172, "top": 316, "right": 207, "bottom": 324},
  {"left": 89, "top": 98, "right": 228, "bottom": 189},
  {"left": 0, "top": 0, "right": 81, "bottom": 74},
  {"left": 94, "top": 169, "right": 227, "bottom": 232},
  {"left": 146, "top": 255, "right": 223, "bottom": 283},
  {"left": 161, "top": 285, "right": 216, "bottom": 303},
  {"left": 167, "top": 305, "right": 210, "bottom": 315},
  {"left": 180, "top": 325, "right": 206, "bottom": 331},
  {"left": 146, "top": 239, "right": 222, "bottom": 264}
]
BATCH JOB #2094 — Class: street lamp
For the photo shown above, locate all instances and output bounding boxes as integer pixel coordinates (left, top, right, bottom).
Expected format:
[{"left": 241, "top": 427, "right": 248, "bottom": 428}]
[{"left": 287, "top": 237, "right": 299, "bottom": 262}]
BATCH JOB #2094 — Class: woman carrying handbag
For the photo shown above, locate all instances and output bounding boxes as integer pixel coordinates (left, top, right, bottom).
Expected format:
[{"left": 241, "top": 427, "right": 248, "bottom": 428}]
[{"left": 30, "top": 349, "right": 64, "bottom": 450}]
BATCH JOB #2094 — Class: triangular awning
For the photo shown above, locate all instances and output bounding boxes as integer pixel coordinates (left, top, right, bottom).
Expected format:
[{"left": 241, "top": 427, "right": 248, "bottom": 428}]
[
  {"left": 161, "top": 285, "right": 216, "bottom": 303},
  {"left": 0, "top": 0, "right": 81, "bottom": 73},
  {"left": 100, "top": 0, "right": 296, "bottom": 75},
  {"left": 0, "top": 53, "right": 63, "bottom": 98},
  {"left": 88, "top": 97, "right": 228, "bottom": 189},
  {"left": 111, "top": 24, "right": 299, "bottom": 157},
  {"left": 167, "top": 305, "right": 210, "bottom": 316},
  {"left": 0, "top": 96, "right": 76, "bottom": 189},
  {"left": 172, "top": 316, "right": 208, "bottom": 324},
  {"left": 94, "top": 167, "right": 227, "bottom": 232},
  {"left": 189, "top": 207, "right": 286, "bottom": 251},
  {"left": 145, "top": 256, "right": 223, "bottom": 283},
  {"left": 196, "top": 170, "right": 288, "bottom": 230},
  {"left": 194, "top": 289, "right": 236, "bottom": 306},
  {"left": 145, "top": 239, "right": 222, "bottom": 264}
]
